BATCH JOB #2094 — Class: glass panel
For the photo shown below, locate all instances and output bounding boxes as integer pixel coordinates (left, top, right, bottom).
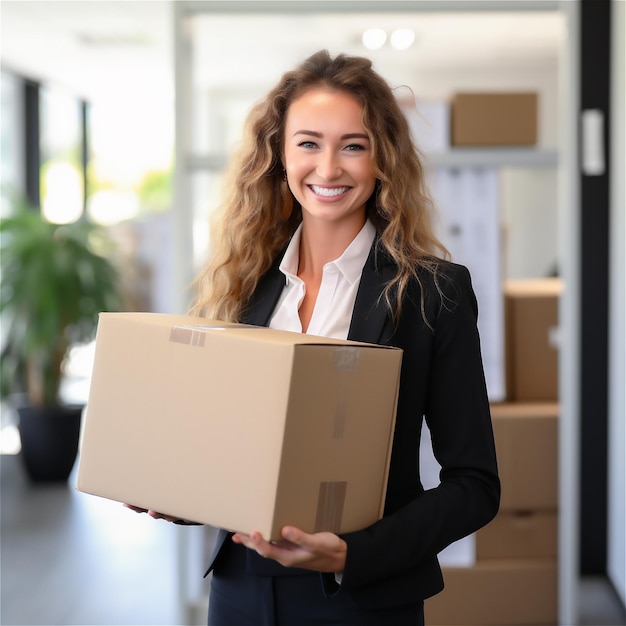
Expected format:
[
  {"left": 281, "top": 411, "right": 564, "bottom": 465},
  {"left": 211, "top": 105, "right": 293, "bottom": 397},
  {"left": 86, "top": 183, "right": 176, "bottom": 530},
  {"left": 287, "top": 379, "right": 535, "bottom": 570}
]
[
  {"left": 39, "top": 86, "right": 83, "bottom": 223},
  {"left": 0, "top": 71, "right": 22, "bottom": 216},
  {"left": 87, "top": 98, "right": 174, "bottom": 226}
]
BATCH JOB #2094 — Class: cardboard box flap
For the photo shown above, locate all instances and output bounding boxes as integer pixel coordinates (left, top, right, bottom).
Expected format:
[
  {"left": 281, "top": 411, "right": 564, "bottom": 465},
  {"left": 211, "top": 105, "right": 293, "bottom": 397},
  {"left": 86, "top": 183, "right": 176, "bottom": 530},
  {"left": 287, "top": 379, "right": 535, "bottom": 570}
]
[{"left": 99, "top": 312, "right": 397, "bottom": 350}]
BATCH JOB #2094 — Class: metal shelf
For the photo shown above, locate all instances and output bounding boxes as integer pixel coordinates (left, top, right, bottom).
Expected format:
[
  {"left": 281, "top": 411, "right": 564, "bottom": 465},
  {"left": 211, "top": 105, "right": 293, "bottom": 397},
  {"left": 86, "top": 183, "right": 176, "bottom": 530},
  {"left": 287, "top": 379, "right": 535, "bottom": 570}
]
[
  {"left": 186, "top": 149, "right": 559, "bottom": 173},
  {"left": 426, "top": 148, "right": 558, "bottom": 169}
]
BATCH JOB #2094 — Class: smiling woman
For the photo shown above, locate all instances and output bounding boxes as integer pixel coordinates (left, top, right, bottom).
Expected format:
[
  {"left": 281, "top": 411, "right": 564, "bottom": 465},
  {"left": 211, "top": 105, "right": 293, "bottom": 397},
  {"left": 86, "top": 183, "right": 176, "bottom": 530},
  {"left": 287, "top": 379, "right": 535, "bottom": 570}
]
[{"left": 143, "top": 49, "right": 501, "bottom": 626}]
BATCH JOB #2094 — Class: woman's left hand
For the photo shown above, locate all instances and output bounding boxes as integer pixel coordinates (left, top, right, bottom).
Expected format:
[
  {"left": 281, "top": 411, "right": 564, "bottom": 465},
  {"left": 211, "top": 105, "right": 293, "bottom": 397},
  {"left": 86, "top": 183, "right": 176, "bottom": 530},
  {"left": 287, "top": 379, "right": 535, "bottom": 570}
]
[{"left": 232, "top": 526, "right": 347, "bottom": 573}]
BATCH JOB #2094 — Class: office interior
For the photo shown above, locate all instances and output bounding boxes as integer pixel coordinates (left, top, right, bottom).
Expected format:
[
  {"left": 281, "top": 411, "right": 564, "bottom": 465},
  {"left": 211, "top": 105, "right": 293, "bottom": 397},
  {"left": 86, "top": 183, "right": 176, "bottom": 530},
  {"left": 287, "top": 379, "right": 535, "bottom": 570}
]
[{"left": 0, "top": 1, "right": 624, "bottom": 625}]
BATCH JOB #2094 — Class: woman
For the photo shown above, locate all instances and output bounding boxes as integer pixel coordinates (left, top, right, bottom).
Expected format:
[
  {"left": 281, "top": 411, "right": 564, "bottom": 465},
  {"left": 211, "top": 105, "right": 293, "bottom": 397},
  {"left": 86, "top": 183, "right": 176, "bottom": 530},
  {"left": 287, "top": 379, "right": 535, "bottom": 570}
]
[{"left": 139, "top": 49, "right": 500, "bottom": 625}]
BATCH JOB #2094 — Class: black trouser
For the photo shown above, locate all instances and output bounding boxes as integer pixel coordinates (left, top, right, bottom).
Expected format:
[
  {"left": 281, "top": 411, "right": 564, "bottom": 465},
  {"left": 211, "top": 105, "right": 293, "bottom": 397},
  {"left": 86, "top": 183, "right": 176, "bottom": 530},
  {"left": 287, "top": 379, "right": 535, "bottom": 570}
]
[{"left": 208, "top": 542, "right": 425, "bottom": 626}]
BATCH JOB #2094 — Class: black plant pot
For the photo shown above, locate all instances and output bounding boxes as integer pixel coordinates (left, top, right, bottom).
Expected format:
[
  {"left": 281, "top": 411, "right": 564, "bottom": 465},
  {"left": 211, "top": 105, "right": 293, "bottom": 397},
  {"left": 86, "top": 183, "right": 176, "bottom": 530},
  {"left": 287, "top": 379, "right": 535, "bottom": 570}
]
[{"left": 17, "top": 405, "right": 83, "bottom": 483}]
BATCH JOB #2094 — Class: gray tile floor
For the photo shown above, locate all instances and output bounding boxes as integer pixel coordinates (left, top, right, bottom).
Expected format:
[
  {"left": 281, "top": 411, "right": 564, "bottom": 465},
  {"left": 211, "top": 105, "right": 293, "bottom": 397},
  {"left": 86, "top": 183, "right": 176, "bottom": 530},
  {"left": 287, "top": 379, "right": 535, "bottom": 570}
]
[
  {"left": 2, "top": 452, "right": 625, "bottom": 626},
  {"left": 578, "top": 576, "right": 626, "bottom": 626},
  {"left": 1, "top": 454, "right": 182, "bottom": 625}
]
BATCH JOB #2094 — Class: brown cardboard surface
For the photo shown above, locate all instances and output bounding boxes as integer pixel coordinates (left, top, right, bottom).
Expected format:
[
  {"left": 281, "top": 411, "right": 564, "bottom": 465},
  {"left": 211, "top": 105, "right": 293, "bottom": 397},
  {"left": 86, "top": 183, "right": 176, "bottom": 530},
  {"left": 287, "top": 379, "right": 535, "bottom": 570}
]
[
  {"left": 504, "top": 278, "right": 562, "bottom": 402},
  {"left": 476, "top": 511, "right": 558, "bottom": 560},
  {"left": 76, "top": 313, "right": 402, "bottom": 540},
  {"left": 451, "top": 92, "right": 538, "bottom": 146},
  {"left": 426, "top": 560, "right": 557, "bottom": 625},
  {"left": 490, "top": 402, "right": 559, "bottom": 511}
]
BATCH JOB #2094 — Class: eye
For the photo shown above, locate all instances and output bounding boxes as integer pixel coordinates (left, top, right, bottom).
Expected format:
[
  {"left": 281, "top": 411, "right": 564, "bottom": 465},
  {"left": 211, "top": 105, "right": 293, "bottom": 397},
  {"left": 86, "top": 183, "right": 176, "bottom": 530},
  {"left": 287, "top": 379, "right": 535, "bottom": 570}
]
[
  {"left": 344, "top": 143, "right": 366, "bottom": 152},
  {"left": 298, "top": 140, "right": 318, "bottom": 149}
]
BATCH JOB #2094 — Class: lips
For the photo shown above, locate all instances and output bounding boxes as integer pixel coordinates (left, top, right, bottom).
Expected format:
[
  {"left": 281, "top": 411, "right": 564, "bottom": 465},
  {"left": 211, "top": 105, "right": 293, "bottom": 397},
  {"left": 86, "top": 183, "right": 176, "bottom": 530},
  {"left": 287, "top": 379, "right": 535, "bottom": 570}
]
[{"left": 309, "top": 185, "right": 351, "bottom": 198}]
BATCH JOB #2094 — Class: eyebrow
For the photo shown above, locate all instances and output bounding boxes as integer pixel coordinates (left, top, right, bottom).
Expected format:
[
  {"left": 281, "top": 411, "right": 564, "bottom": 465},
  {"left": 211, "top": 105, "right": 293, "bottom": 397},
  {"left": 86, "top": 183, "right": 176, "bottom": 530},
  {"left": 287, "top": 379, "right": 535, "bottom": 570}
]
[{"left": 293, "top": 130, "right": 370, "bottom": 141}]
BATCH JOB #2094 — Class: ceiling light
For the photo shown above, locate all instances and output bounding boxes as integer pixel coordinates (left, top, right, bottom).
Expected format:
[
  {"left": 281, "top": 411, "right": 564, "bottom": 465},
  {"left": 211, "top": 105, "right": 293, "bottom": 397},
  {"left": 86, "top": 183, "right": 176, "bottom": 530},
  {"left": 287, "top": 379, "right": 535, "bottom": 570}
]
[
  {"left": 362, "top": 28, "right": 387, "bottom": 50},
  {"left": 390, "top": 28, "right": 416, "bottom": 51}
]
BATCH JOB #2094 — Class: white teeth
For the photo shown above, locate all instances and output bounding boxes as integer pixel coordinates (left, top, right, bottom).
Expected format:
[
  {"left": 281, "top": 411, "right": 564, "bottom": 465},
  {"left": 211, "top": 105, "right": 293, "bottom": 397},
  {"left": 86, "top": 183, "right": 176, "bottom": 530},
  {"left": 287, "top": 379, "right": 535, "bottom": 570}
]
[{"left": 311, "top": 185, "right": 349, "bottom": 197}]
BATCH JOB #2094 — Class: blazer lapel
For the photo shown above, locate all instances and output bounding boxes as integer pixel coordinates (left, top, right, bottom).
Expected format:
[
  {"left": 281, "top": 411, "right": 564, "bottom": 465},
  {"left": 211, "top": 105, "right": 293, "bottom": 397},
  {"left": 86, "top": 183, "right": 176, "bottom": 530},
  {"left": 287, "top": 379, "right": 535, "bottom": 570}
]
[
  {"left": 242, "top": 241, "right": 396, "bottom": 344},
  {"left": 240, "top": 260, "right": 285, "bottom": 327},
  {"left": 348, "top": 243, "right": 396, "bottom": 346}
]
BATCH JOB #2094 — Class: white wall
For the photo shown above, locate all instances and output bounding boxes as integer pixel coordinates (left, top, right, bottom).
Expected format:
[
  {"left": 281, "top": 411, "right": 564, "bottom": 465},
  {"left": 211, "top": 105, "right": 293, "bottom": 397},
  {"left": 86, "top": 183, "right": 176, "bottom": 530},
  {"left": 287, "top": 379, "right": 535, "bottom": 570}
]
[
  {"left": 500, "top": 168, "right": 559, "bottom": 278},
  {"left": 608, "top": 0, "right": 625, "bottom": 606},
  {"left": 407, "top": 63, "right": 562, "bottom": 280}
]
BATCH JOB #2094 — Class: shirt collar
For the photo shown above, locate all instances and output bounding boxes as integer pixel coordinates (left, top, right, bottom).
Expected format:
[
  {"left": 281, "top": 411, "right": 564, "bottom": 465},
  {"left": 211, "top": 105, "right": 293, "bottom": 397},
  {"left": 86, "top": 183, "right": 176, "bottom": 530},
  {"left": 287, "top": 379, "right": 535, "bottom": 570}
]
[{"left": 278, "top": 219, "right": 376, "bottom": 286}]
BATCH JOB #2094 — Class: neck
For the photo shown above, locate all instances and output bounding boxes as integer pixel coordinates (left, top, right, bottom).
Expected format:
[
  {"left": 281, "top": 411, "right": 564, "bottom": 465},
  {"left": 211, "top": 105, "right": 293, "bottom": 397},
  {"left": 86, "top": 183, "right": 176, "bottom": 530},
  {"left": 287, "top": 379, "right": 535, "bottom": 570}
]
[{"left": 298, "top": 215, "right": 365, "bottom": 278}]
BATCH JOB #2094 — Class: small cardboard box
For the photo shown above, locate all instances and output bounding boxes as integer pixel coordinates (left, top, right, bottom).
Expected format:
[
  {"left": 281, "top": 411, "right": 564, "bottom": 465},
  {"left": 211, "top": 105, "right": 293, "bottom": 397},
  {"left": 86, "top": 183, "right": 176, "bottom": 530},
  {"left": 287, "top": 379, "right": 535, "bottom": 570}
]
[
  {"left": 426, "top": 560, "right": 557, "bottom": 625},
  {"left": 451, "top": 92, "right": 538, "bottom": 146},
  {"left": 491, "top": 402, "right": 559, "bottom": 511},
  {"left": 76, "top": 313, "right": 402, "bottom": 540},
  {"left": 504, "top": 278, "right": 562, "bottom": 402},
  {"left": 476, "top": 511, "right": 558, "bottom": 560}
]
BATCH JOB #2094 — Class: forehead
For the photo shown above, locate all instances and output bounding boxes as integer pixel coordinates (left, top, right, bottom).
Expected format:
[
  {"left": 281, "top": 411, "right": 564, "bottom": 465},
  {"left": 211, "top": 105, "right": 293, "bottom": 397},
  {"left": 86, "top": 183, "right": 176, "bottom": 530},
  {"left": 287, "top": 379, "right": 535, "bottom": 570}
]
[{"left": 285, "top": 87, "right": 365, "bottom": 128}]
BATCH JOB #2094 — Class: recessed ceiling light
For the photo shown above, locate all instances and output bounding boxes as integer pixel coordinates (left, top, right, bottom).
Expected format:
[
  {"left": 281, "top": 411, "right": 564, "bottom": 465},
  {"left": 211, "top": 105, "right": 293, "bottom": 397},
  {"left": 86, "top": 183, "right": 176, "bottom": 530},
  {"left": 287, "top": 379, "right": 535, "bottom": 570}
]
[
  {"left": 390, "top": 28, "right": 416, "bottom": 51},
  {"left": 362, "top": 28, "right": 387, "bottom": 51}
]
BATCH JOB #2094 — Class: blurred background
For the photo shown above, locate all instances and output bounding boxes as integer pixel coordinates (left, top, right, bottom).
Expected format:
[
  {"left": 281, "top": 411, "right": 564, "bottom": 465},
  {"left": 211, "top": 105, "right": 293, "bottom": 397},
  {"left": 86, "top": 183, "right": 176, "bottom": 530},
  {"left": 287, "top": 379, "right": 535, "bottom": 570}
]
[{"left": 0, "top": 1, "right": 624, "bottom": 625}]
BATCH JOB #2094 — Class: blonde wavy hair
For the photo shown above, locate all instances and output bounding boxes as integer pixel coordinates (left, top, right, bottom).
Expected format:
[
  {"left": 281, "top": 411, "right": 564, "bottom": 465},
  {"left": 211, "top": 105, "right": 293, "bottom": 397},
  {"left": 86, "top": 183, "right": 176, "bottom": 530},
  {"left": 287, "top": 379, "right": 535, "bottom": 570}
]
[{"left": 189, "top": 49, "right": 448, "bottom": 322}]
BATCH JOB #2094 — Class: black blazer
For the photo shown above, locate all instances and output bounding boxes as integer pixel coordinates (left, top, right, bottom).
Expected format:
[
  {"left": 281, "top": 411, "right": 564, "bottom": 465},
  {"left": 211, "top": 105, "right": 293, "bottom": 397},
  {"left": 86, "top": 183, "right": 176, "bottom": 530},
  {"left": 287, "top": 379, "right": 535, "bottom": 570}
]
[{"left": 205, "top": 241, "right": 500, "bottom": 610}]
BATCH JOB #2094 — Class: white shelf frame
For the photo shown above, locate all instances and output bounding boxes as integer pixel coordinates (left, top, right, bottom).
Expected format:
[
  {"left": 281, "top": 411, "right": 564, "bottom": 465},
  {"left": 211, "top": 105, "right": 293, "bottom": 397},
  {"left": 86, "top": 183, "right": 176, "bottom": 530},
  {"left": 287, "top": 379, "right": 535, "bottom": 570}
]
[
  {"left": 427, "top": 148, "right": 559, "bottom": 169},
  {"left": 186, "top": 149, "right": 559, "bottom": 173}
]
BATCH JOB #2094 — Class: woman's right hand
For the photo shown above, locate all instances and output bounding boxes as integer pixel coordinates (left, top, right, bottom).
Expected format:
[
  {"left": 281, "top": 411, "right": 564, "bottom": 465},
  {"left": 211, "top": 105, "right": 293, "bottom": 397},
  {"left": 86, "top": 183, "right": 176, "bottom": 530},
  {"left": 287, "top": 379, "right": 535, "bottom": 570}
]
[{"left": 123, "top": 503, "right": 198, "bottom": 524}]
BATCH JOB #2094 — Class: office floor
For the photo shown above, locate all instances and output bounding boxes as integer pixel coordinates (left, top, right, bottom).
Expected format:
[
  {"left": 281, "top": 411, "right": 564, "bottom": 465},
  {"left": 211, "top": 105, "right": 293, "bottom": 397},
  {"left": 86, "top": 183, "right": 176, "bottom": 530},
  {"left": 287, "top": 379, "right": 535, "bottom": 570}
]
[
  {"left": 0, "top": 453, "right": 183, "bottom": 626},
  {"left": 1, "top": 452, "right": 624, "bottom": 626}
]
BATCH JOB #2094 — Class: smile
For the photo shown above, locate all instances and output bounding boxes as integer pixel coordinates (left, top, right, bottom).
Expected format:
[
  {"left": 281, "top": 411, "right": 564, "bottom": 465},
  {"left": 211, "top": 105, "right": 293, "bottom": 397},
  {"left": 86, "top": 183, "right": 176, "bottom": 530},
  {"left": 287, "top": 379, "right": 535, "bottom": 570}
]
[{"left": 309, "top": 185, "right": 350, "bottom": 197}]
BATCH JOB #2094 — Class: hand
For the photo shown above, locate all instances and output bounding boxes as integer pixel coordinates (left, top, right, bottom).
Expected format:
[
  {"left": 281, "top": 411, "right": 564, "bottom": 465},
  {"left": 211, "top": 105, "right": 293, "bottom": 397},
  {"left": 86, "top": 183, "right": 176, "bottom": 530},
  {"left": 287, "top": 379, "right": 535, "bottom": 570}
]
[
  {"left": 232, "top": 526, "right": 347, "bottom": 573},
  {"left": 123, "top": 503, "right": 187, "bottom": 524}
]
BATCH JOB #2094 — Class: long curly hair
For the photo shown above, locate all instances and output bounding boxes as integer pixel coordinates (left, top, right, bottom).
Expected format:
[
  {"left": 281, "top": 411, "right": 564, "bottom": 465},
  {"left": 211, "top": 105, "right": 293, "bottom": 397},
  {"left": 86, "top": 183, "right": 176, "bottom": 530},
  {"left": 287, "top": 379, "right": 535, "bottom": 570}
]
[{"left": 189, "top": 49, "right": 448, "bottom": 322}]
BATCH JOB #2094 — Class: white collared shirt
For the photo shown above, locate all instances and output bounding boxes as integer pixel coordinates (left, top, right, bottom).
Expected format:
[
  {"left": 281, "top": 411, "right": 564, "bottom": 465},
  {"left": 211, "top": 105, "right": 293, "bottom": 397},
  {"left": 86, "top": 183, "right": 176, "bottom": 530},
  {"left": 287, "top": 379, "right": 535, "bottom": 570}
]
[{"left": 269, "top": 220, "right": 376, "bottom": 339}]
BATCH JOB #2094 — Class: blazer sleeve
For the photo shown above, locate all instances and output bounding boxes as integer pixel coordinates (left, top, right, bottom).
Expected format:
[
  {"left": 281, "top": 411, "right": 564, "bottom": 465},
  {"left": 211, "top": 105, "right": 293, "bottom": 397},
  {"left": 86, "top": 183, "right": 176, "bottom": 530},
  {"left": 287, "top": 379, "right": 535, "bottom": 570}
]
[{"left": 336, "top": 263, "right": 500, "bottom": 593}]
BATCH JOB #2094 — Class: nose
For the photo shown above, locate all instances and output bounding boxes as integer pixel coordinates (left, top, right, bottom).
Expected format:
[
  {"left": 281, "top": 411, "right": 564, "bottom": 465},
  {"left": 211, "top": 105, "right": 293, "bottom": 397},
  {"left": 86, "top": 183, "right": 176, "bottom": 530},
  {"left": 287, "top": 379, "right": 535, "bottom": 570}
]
[{"left": 316, "top": 150, "right": 341, "bottom": 180}]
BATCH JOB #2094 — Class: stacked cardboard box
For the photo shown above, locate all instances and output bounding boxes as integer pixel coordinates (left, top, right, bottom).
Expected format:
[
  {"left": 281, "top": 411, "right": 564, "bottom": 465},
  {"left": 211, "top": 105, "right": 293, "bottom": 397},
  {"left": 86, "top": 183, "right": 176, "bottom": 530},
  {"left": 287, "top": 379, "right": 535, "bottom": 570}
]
[
  {"left": 426, "top": 403, "right": 559, "bottom": 625},
  {"left": 450, "top": 92, "right": 538, "bottom": 147},
  {"left": 504, "top": 278, "right": 562, "bottom": 402},
  {"left": 426, "top": 280, "right": 560, "bottom": 625}
]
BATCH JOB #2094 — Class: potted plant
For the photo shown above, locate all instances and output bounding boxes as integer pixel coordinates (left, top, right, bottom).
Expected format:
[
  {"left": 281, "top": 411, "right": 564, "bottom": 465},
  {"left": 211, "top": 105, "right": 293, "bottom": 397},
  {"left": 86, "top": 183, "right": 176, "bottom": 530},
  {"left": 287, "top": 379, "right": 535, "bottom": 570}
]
[{"left": 0, "top": 201, "right": 125, "bottom": 482}]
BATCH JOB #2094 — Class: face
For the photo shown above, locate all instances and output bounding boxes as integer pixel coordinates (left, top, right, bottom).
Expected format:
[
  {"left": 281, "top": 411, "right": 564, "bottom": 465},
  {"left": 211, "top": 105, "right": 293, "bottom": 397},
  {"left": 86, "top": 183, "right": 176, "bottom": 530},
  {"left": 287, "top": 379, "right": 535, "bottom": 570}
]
[{"left": 283, "top": 87, "right": 376, "bottom": 228}]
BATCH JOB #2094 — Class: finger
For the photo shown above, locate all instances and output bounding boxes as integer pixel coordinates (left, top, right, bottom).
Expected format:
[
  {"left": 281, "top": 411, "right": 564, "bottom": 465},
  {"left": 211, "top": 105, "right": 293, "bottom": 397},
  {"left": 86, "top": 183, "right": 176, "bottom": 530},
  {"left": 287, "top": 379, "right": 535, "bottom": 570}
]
[
  {"left": 232, "top": 532, "right": 258, "bottom": 551},
  {"left": 281, "top": 526, "right": 305, "bottom": 545},
  {"left": 124, "top": 504, "right": 147, "bottom": 514},
  {"left": 248, "top": 530, "right": 271, "bottom": 555},
  {"left": 233, "top": 531, "right": 275, "bottom": 557},
  {"left": 148, "top": 510, "right": 178, "bottom": 522}
]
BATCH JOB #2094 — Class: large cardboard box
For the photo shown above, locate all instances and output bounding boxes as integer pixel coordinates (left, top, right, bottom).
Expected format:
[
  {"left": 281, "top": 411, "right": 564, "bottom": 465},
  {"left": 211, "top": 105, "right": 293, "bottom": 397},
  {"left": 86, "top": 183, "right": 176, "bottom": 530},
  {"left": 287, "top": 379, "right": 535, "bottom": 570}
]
[
  {"left": 426, "top": 560, "right": 558, "bottom": 625},
  {"left": 451, "top": 92, "right": 538, "bottom": 146},
  {"left": 476, "top": 511, "right": 558, "bottom": 560},
  {"left": 491, "top": 402, "right": 559, "bottom": 511},
  {"left": 77, "top": 313, "right": 402, "bottom": 540},
  {"left": 504, "top": 278, "right": 561, "bottom": 402}
]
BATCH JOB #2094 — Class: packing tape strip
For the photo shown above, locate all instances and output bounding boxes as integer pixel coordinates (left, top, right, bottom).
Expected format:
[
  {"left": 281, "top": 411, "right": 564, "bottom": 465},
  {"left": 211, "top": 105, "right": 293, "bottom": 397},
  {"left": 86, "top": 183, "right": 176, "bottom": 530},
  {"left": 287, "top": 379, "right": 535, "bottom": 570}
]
[
  {"left": 314, "top": 481, "right": 347, "bottom": 533},
  {"left": 169, "top": 326, "right": 207, "bottom": 347},
  {"left": 332, "top": 347, "right": 359, "bottom": 438}
]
